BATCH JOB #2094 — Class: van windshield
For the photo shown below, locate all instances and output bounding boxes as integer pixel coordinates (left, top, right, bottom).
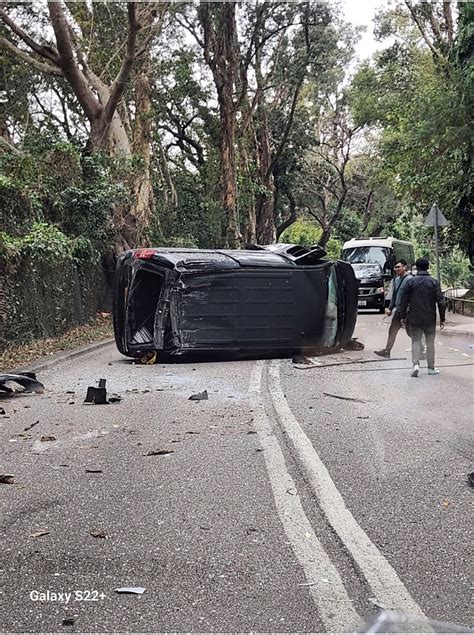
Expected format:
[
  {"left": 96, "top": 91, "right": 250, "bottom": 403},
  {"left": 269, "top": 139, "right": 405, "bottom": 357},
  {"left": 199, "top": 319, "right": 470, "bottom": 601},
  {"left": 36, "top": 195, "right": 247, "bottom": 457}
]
[{"left": 342, "top": 246, "right": 391, "bottom": 270}]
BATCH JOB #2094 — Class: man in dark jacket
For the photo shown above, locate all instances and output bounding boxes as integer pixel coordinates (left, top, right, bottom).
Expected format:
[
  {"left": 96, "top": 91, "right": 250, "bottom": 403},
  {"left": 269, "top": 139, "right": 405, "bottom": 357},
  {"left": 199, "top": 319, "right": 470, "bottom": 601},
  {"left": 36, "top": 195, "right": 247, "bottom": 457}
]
[
  {"left": 399, "top": 257, "right": 445, "bottom": 377},
  {"left": 374, "top": 259, "right": 412, "bottom": 358}
]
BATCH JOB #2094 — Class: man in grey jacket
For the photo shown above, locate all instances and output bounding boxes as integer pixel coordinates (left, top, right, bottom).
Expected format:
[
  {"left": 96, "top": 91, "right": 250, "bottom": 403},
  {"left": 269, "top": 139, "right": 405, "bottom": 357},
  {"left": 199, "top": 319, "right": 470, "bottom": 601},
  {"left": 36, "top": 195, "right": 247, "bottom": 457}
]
[
  {"left": 374, "top": 259, "right": 412, "bottom": 359},
  {"left": 399, "top": 257, "right": 445, "bottom": 377}
]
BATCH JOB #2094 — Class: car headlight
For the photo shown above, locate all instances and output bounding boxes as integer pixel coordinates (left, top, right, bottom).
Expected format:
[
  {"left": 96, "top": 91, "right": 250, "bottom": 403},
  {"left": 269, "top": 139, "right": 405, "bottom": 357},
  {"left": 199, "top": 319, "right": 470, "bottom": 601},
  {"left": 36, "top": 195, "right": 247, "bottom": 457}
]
[{"left": 376, "top": 287, "right": 384, "bottom": 294}]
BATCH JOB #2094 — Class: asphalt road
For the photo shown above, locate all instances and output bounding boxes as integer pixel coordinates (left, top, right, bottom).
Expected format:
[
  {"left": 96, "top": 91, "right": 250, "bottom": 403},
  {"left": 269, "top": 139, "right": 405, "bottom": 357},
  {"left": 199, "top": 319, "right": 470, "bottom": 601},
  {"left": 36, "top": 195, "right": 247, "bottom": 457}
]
[{"left": 1, "top": 313, "right": 473, "bottom": 633}]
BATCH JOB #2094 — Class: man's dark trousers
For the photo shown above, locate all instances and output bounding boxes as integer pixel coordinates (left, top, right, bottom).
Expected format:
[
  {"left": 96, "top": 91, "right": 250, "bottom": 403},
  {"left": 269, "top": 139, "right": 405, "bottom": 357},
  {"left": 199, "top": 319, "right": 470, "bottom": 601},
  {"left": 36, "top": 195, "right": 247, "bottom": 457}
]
[{"left": 410, "top": 323, "right": 436, "bottom": 368}]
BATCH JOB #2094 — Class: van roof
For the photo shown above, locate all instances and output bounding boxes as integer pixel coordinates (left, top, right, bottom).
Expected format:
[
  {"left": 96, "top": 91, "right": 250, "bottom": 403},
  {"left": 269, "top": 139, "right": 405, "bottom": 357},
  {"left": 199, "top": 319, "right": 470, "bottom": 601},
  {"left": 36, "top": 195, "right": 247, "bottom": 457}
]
[{"left": 342, "top": 237, "right": 413, "bottom": 249}]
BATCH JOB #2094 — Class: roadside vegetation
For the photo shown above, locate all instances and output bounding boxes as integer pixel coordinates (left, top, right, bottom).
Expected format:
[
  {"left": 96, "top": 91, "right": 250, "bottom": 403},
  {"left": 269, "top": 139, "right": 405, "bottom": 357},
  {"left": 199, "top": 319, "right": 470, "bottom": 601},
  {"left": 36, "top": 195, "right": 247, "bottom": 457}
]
[{"left": 0, "top": 314, "right": 112, "bottom": 372}]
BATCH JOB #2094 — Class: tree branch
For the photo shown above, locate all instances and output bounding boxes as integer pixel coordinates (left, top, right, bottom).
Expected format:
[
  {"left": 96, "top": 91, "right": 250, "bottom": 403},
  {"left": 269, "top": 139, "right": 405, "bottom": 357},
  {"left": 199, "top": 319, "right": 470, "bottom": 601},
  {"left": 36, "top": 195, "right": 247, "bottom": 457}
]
[
  {"left": 0, "top": 35, "right": 63, "bottom": 76},
  {"left": 404, "top": 1, "right": 442, "bottom": 59},
  {"left": 0, "top": 135, "right": 22, "bottom": 156},
  {"left": 443, "top": 2, "right": 454, "bottom": 45},
  {"left": 0, "top": 8, "right": 60, "bottom": 64},
  {"left": 102, "top": 3, "right": 139, "bottom": 125},
  {"left": 48, "top": 1, "right": 99, "bottom": 120}
]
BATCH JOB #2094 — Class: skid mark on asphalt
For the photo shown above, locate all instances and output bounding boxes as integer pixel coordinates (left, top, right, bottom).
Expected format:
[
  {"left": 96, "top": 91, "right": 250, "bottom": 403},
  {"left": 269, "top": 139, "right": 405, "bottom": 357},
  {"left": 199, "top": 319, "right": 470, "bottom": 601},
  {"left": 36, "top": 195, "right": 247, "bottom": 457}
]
[
  {"left": 249, "top": 361, "right": 359, "bottom": 632},
  {"left": 268, "top": 359, "right": 425, "bottom": 617}
]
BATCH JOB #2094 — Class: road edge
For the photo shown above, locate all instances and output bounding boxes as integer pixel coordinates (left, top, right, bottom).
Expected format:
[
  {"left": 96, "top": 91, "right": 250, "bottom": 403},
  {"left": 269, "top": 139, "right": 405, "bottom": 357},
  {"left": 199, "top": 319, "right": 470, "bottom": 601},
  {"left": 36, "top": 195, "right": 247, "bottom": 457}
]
[
  {"left": 440, "top": 328, "right": 473, "bottom": 341},
  {"left": 11, "top": 337, "right": 116, "bottom": 376}
]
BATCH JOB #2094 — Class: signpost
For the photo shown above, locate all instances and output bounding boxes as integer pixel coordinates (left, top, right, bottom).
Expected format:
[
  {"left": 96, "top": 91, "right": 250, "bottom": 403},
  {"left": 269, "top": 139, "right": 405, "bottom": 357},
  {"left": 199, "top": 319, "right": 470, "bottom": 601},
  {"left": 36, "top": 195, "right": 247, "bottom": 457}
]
[{"left": 424, "top": 203, "right": 449, "bottom": 282}]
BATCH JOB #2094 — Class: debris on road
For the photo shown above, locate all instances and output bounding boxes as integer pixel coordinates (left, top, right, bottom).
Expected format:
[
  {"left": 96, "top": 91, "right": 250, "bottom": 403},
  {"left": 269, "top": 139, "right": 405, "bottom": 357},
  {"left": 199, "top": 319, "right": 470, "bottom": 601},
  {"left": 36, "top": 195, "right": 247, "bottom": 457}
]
[
  {"left": 84, "top": 378, "right": 122, "bottom": 405},
  {"left": 62, "top": 618, "right": 75, "bottom": 626},
  {"left": 357, "top": 416, "right": 370, "bottom": 420},
  {"left": 292, "top": 355, "right": 313, "bottom": 365},
  {"left": 0, "top": 474, "right": 15, "bottom": 484},
  {"left": 145, "top": 449, "right": 174, "bottom": 456},
  {"left": 344, "top": 338, "right": 365, "bottom": 351},
  {"left": 84, "top": 378, "right": 108, "bottom": 404},
  {"left": 90, "top": 529, "right": 107, "bottom": 539},
  {"left": 323, "top": 392, "right": 371, "bottom": 403},
  {"left": 40, "top": 435, "right": 56, "bottom": 442},
  {"left": 85, "top": 469, "right": 103, "bottom": 473},
  {"left": 189, "top": 390, "right": 208, "bottom": 401},
  {"left": 31, "top": 530, "right": 50, "bottom": 538},
  {"left": 369, "top": 598, "right": 386, "bottom": 610},
  {"left": 24, "top": 420, "right": 39, "bottom": 432},
  {"left": 0, "top": 372, "right": 44, "bottom": 394},
  {"left": 115, "top": 587, "right": 146, "bottom": 595},
  {"left": 467, "top": 473, "right": 474, "bottom": 489},
  {"left": 294, "top": 357, "right": 405, "bottom": 370},
  {"left": 0, "top": 407, "right": 5, "bottom": 415}
]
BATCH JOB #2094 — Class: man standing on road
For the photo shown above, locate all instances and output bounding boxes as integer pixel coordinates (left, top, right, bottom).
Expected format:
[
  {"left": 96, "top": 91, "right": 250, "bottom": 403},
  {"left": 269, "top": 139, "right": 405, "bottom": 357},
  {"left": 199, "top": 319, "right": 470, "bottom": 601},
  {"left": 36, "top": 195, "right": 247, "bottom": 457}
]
[
  {"left": 399, "top": 257, "right": 445, "bottom": 377},
  {"left": 374, "top": 259, "right": 412, "bottom": 359}
]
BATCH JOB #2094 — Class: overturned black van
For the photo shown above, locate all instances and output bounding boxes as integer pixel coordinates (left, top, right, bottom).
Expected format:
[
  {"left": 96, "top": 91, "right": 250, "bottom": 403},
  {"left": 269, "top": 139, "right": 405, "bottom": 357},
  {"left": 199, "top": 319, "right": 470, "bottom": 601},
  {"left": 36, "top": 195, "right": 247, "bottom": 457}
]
[{"left": 112, "top": 244, "right": 358, "bottom": 358}]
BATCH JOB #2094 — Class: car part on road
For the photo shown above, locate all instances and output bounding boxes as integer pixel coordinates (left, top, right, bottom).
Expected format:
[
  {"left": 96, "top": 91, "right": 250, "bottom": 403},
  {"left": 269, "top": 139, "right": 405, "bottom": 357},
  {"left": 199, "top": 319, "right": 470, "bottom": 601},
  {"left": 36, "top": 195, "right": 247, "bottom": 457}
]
[
  {"left": 113, "top": 244, "right": 358, "bottom": 358},
  {"left": 23, "top": 420, "right": 39, "bottom": 432},
  {"left": 115, "top": 587, "right": 146, "bottom": 595},
  {"left": 323, "top": 392, "right": 371, "bottom": 403},
  {"left": 84, "top": 378, "right": 122, "bottom": 405},
  {"left": 294, "top": 356, "right": 406, "bottom": 370},
  {"left": 0, "top": 372, "right": 44, "bottom": 394},
  {"left": 0, "top": 474, "right": 15, "bottom": 484},
  {"left": 145, "top": 449, "right": 174, "bottom": 456},
  {"left": 188, "top": 389, "right": 208, "bottom": 401}
]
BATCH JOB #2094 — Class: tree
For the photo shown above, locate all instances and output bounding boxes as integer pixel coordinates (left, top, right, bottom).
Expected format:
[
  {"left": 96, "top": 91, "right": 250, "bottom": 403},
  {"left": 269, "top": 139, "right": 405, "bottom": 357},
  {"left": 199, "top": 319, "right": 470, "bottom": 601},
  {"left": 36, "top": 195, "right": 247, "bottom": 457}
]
[
  {"left": 349, "top": 0, "right": 473, "bottom": 267},
  {"left": 0, "top": 2, "right": 170, "bottom": 248}
]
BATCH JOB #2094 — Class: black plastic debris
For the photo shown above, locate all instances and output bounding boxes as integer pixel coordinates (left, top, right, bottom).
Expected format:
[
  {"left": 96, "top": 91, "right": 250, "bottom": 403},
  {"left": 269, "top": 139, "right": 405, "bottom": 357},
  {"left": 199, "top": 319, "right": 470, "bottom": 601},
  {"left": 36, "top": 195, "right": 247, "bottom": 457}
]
[
  {"left": 189, "top": 390, "right": 208, "bottom": 401},
  {"left": 0, "top": 474, "right": 15, "bottom": 484},
  {"left": 0, "top": 372, "right": 44, "bottom": 394},
  {"left": 467, "top": 472, "right": 474, "bottom": 489},
  {"left": 0, "top": 407, "right": 5, "bottom": 415},
  {"left": 145, "top": 449, "right": 174, "bottom": 456},
  {"left": 62, "top": 618, "right": 75, "bottom": 626},
  {"left": 84, "top": 378, "right": 121, "bottom": 405},
  {"left": 24, "top": 420, "right": 39, "bottom": 432},
  {"left": 115, "top": 587, "right": 145, "bottom": 595}
]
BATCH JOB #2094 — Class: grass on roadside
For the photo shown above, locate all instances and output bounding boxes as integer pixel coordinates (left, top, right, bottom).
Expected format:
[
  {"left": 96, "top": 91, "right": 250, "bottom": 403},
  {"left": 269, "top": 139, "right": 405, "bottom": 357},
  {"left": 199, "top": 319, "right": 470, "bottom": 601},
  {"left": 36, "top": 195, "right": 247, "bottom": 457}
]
[{"left": 0, "top": 314, "right": 113, "bottom": 372}]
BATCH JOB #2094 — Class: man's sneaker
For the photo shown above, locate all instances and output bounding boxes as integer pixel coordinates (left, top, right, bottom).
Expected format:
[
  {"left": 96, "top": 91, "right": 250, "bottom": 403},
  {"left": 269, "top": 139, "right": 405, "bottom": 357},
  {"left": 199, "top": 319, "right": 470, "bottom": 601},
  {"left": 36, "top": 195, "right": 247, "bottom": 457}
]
[
  {"left": 411, "top": 364, "right": 420, "bottom": 377},
  {"left": 374, "top": 349, "right": 390, "bottom": 358},
  {"left": 428, "top": 368, "right": 440, "bottom": 375}
]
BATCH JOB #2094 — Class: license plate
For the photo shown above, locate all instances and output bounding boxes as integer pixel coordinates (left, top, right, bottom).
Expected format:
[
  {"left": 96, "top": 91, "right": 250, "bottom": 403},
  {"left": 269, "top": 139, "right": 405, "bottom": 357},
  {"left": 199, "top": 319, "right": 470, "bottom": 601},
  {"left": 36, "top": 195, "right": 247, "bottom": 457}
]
[{"left": 358, "top": 300, "right": 367, "bottom": 307}]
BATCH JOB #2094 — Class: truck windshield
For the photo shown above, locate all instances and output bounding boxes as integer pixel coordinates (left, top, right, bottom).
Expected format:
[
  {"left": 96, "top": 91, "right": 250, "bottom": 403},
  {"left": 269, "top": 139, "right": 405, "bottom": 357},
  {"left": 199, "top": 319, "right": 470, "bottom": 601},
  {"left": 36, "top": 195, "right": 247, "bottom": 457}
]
[{"left": 342, "top": 246, "right": 391, "bottom": 270}]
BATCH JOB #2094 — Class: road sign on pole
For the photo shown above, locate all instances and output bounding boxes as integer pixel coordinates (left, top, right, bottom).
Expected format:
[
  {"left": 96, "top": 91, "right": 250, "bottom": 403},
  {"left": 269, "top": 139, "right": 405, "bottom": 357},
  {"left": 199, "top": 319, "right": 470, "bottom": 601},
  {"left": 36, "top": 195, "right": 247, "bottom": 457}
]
[{"left": 424, "top": 204, "right": 449, "bottom": 282}]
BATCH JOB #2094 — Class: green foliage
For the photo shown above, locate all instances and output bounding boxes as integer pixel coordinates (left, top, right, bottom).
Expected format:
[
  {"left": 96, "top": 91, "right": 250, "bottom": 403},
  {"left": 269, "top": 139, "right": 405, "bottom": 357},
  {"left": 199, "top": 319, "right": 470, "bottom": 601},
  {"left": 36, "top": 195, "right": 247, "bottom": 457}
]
[
  {"left": 332, "top": 209, "right": 364, "bottom": 243},
  {"left": 349, "top": 5, "right": 473, "bottom": 261},
  {"left": 1, "top": 222, "right": 73, "bottom": 264},
  {"left": 280, "top": 219, "right": 322, "bottom": 247},
  {"left": 440, "top": 248, "right": 471, "bottom": 288},
  {"left": 325, "top": 238, "right": 342, "bottom": 260}
]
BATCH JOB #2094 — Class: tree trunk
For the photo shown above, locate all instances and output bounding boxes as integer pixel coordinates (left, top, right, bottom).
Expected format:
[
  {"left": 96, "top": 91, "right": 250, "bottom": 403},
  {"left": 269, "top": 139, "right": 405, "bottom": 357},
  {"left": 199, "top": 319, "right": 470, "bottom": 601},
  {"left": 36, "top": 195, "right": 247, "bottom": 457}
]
[
  {"left": 255, "top": 108, "right": 276, "bottom": 244},
  {"left": 219, "top": 98, "right": 240, "bottom": 248},
  {"left": 199, "top": 3, "right": 241, "bottom": 248},
  {"left": 131, "top": 69, "right": 156, "bottom": 244}
]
